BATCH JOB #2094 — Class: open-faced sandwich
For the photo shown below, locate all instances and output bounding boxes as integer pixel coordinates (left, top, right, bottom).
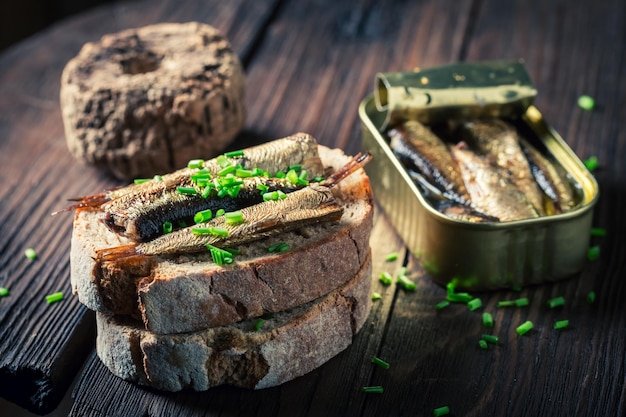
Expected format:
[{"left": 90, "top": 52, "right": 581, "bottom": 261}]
[{"left": 66, "top": 133, "right": 374, "bottom": 390}]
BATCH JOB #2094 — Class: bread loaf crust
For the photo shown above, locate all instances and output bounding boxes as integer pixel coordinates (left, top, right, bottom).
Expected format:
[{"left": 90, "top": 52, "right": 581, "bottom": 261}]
[
  {"left": 96, "top": 253, "right": 372, "bottom": 391},
  {"left": 71, "top": 144, "right": 373, "bottom": 333}
]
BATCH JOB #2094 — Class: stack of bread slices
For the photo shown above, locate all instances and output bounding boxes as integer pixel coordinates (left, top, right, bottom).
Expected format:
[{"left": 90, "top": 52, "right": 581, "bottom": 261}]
[{"left": 69, "top": 133, "right": 374, "bottom": 391}]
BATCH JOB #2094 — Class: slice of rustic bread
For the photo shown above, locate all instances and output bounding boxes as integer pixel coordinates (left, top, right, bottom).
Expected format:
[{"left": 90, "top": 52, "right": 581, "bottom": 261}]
[
  {"left": 96, "top": 252, "right": 371, "bottom": 392},
  {"left": 71, "top": 144, "right": 373, "bottom": 334}
]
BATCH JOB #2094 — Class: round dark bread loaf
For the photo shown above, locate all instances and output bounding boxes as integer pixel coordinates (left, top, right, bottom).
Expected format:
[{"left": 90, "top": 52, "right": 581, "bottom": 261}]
[
  {"left": 60, "top": 22, "right": 245, "bottom": 180},
  {"left": 70, "top": 143, "right": 373, "bottom": 334},
  {"left": 96, "top": 252, "right": 372, "bottom": 391}
]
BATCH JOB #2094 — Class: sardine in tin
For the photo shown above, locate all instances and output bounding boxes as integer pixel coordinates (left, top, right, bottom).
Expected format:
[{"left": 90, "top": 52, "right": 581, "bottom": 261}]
[{"left": 360, "top": 61, "right": 599, "bottom": 290}]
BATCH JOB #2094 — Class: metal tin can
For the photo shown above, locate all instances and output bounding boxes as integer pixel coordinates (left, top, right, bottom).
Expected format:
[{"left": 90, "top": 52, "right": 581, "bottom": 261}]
[{"left": 360, "top": 61, "right": 599, "bottom": 290}]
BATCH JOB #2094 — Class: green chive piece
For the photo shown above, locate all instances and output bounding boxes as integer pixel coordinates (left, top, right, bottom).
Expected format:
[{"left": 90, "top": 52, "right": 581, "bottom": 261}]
[
  {"left": 583, "top": 155, "right": 599, "bottom": 171},
  {"left": 433, "top": 406, "right": 450, "bottom": 416},
  {"left": 371, "top": 356, "right": 390, "bottom": 369},
  {"left": 216, "top": 155, "right": 231, "bottom": 167},
  {"left": 218, "top": 165, "right": 237, "bottom": 176},
  {"left": 497, "top": 300, "right": 515, "bottom": 307},
  {"left": 192, "top": 228, "right": 211, "bottom": 235},
  {"left": 371, "top": 292, "right": 382, "bottom": 301},
  {"left": 235, "top": 168, "right": 254, "bottom": 178},
  {"left": 254, "top": 318, "right": 264, "bottom": 331},
  {"left": 257, "top": 183, "right": 269, "bottom": 193},
  {"left": 590, "top": 227, "right": 606, "bottom": 237},
  {"left": 286, "top": 169, "right": 299, "bottom": 184},
  {"left": 577, "top": 95, "right": 595, "bottom": 110},
  {"left": 482, "top": 334, "right": 499, "bottom": 344},
  {"left": 224, "top": 211, "right": 244, "bottom": 225},
  {"left": 514, "top": 297, "right": 529, "bottom": 307},
  {"left": 177, "top": 186, "right": 197, "bottom": 195},
  {"left": 554, "top": 320, "right": 569, "bottom": 330},
  {"left": 163, "top": 221, "right": 173, "bottom": 234},
  {"left": 224, "top": 150, "right": 244, "bottom": 158},
  {"left": 587, "top": 291, "right": 596, "bottom": 304},
  {"left": 209, "top": 227, "right": 229, "bottom": 237},
  {"left": 447, "top": 292, "right": 473, "bottom": 303},
  {"left": 45, "top": 291, "right": 64, "bottom": 304},
  {"left": 385, "top": 252, "right": 399, "bottom": 262},
  {"left": 267, "top": 242, "right": 289, "bottom": 253},
  {"left": 362, "top": 386, "right": 384, "bottom": 394},
  {"left": 187, "top": 159, "right": 204, "bottom": 169},
  {"left": 133, "top": 178, "right": 151, "bottom": 184},
  {"left": 482, "top": 312, "right": 494, "bottom": 328},
  {"left": 446, "top": 280, "right": 457, "bottom": 294},
  {"left": 201, "top": 185, "right": 213, "bottom": 199},
  {"left": 478, "top": 339, "right": 489, "bottom": 350},
  {"left": 516, "top": 320, "right": 534, "bottom": 336},
  {"left": 435, "top": 300, "right": 450, "bottom": 310},
  {"left": 0, "top": 287, "right": 9, "bottom": 297},
  {"left": 153, "top": 175, "right": 163, "bottom": 181},
  {"left": 194, "top": 209, "right": 213, "bottom": 224},
  {"left": 397, "top": 273, "right": 416, "bottom": 291},
  {"left": 216, "top": 209, "right": 225, "bottom": 217},
  {"left": 206, "top": 244, "right": 234, "bottom": 266},
  {"left": 289, "top": 164, "right": 302, "bottom": 172},
  {"left": 547, "top": 296, "right": 565, "bottom": 308},
  {"left": 263, "top": 191, "right": 279, "bottom": 201},
  {"left": 468, "top": 298, "right": 482, "bottom": 311},
  {"left": 587, "top": 245, "right": 600, "bottom": 261},
  {"left": 24, "top": 248, "right": 37, "bottom": 260},
  {"left": 274, "top": 171, "right": 286, "bottom": 179},
  {"left": 379, "top": 272, "right": 393, "bottom": 286},
  {"left": 312, "top": 175, "right": 324, "bottom": 182}
]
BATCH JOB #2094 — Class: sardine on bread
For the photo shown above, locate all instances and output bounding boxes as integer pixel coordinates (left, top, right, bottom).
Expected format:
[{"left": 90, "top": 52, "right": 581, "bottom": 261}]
[{"left": 69, "top": 134, "right": 374, "bottom": 335}]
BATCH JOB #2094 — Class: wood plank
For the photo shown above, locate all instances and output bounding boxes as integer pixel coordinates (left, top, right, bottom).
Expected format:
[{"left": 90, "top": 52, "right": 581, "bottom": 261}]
[{"left": 0, "top": 0, "right": 279, "bottom": 413}]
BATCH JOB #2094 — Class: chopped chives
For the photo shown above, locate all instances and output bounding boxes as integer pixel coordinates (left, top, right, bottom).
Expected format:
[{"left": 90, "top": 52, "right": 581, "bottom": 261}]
[
  {"left": 45, "top": 291, "right": 64, "bottom": 304},
  {"left": 371, "top": 292, "right": 382, "bottom": 301},
  {"left": 435, "top": 300, "right": 450, "bottom": 310},
  {"left": 514, "top": 297, "right": 529, "bottom": 307},
  {"left": 235, "top": 168, "right": 254, "bottom": 178},
  {"left": 218, "top": 165, "right": 237, "bottom": 176},
  {"left": 263, "top": 191, "right": 279, "bottom": 201},
  {"left": 447, "top": 292, "right": 473, "bottom": 303},
  {"left": 385, "top": 252, "right": 399, "bottom": 262},
  {"left": 497, "top": 300, "right": 515, "bottom": 307},
  {"left": 206, "top": 244, "right": 234, "bottom": 266},
  {"left": 468, "top": 298, "right": 482, "bottom": 311},
  {"left": 201, "top": 185, "right": 213, "bottom": 199},
  {"left": 516, "top": 320, "right": 534, "bottom": 336},
  {"left": 590, "top": 227, "right": 606, "bottom": 237},
  {"left": 312, "top": 175, "right": 324, "bottom": 182},
  {"left": 482, "top": 312, "right": 494, "bottom": 328},
  {"left": 216, "top": 155, "right": 231, "bottom": 167},
  {"left": 547, "top": 296, "right": 565, "bottom": 308},
  {"left": 554, "top": 320, "right": 569, "bottom": 330},
  {"left": 163, "top": 221, "right": 173, "bottom": 234},
  {"left": 298, "top": 170, "right": 308, "bottom": 181},
  {"left": 397, "top": 273, "right": 416, "bottom": 291},
  {"left": 254, "top": 318, "right": 264, "bottom": 331},
  {"left": 583, "top": 155, "right": 599, "bottom": 171},
  {"left": 288, "top": 164, "right": 302, "bottom": 172},
  {"left": 286, "top": 169, "right": 299, "bottom": 184},
  {"left": 587, "top": 291, "right": 596, "bottom": 304},
  {"left": 193, "top": 227, "right": 229, "bottom": 237},
  {"left": 362, "top": 386, "right": 384, "bottom": 394},
  {"left": 371, "top": 356, "right": 390, "bottom": 369},
  {"left": 194, "top": 209, "right": 213, "bottom": 223},
  {"left": 177, "top": 186, "right": 197, "bottom": 195},
  {"left": 224, "top": 211, "right": 244, "bottom": 225},
  {"left": 24, "top": 248, "right": 37, "bottom": 260},
  {"left": 224, "top": 248, "right": 241, "bottom": 256},
  {"left": 267, "top": 242, "right": 289, "bottom": 253},
  {"left": 433, "top": 406, "right": 450, "bottom": 416},
  {"left": 577, "top": 95, "right": 595, "bottom": 111},
  {"left": 133, "top": 178, "right": 151, "bottom": 184},
  {"left": 257, "top": 183, "right": 269, "bottom": 193},
  {"left": 216, "top": 209, "right": 225, "bottom": 217},
  {"left": 587, "top": 245, "right": 600, "bottom": 261},
  {"left": 153, "top": 175, "right": 163, "bottom": 181},
  {"left": 187, "top": 159, "right": 204, "bottom": 169},
  {"left": 482, "top": 334, "right": 499, "bottom": 344},
  {"left": 224, "top": 150, "right": 244, "bottom": 158},
  {"left": 0, "top": 287, "right": 9, "bottom": 297},
  {"left": 274, "top": 171, "right": 286, "bottom": 178},
  {"left": 379, "top": 272, "right": 393, "bottom": 285},
  {"left": 478, "top": 339, "right": 489, "bottom": 350}
]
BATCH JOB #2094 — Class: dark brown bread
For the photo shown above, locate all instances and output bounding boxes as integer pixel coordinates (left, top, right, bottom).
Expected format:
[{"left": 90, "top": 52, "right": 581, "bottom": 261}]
[{"left": 96, "top": 253, "right": 372, "bottom": 391}]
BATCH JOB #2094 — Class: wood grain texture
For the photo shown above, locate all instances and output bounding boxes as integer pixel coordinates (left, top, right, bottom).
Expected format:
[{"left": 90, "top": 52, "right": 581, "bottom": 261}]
[{"left": 0, "top": 0, "right": 624, "bottom": 415}]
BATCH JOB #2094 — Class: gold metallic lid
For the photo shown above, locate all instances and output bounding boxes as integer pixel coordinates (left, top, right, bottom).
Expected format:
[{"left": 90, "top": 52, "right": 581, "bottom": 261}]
[{"left": 375, "top": 60, "right": 538, "bottom": 129}]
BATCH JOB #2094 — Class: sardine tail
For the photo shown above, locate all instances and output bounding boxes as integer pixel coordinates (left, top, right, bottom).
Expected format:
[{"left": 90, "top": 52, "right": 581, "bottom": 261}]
[
  {"left": 51, "top": 192, "right": 112, "bottom": 215},
  {"left": 96, "top": 244, "right": 140, "bottom": 262},
  {"left": 321, "top": 152, "right": 372, "bottom": 187}
]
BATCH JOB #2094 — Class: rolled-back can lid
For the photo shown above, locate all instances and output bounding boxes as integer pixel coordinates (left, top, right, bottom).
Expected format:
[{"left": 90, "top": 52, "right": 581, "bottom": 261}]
[{"left": 375, "top": 60, "right": 538, "bottom": 130}]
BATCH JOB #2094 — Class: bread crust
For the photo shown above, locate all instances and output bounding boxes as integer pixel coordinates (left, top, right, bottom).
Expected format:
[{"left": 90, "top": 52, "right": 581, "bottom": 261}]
[
  {"left": 71, "top": 144, "right": 373, "bottom": 333},
  {"left": 96, "top": 253, "right": 372, "bottom": 391}
]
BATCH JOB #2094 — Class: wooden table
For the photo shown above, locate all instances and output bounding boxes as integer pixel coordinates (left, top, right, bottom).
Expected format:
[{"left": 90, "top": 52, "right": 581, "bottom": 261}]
[{"left": 1, "top": 0, "right": 624, "bottom": 415}]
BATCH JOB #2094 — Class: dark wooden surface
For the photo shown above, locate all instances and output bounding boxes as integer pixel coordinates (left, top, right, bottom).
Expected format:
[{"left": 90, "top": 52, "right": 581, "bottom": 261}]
[{"left": 0, "top": 0, "right": 624, "bottom": 416}]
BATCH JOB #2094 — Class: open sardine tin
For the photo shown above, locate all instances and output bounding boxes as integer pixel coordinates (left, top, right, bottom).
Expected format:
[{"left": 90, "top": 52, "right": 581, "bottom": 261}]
[{"left": 360, "top": 61, "right": 599, "bottom": 290}]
